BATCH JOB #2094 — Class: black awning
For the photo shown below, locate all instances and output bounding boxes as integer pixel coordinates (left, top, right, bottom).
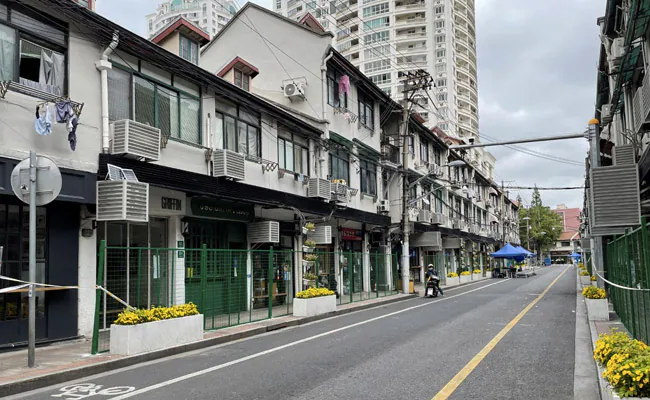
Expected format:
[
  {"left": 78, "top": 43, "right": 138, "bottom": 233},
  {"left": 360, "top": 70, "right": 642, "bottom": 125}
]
[{"left": 99, "top": 154, "right": 391, "bottom": 227}]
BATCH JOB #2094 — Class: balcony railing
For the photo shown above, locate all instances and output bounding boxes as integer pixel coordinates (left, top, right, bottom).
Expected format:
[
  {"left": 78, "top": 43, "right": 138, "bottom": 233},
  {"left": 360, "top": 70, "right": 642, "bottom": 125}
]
[{"left": 381, "top": 143, "right": 400, "bottom": 164}]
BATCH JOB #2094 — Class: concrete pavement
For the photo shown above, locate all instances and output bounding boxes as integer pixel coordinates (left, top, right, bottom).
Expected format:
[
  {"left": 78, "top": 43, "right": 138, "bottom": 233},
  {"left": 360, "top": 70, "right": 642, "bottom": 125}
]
[{"left": 10, "top": 265, "right": 578, "bottom": 400}]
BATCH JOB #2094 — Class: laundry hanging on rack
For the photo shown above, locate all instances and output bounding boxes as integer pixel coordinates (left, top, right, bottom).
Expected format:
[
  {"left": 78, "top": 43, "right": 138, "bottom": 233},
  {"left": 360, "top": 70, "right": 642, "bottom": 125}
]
[
  {"left": 55, "top": 100, "right": 80, "bottom": 151},
  {"left": 34, "top": 104, "right": 52, "bottom": 136}
]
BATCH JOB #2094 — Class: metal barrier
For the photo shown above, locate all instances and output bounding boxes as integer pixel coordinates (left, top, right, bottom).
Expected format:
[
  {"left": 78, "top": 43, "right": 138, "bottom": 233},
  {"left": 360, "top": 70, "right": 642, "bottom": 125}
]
[
  {"left": 606, "top": 218, "right": 650, "bottom": 344},
  {"left": 92, "top": 242, "right": 399, "bottom": 353}
]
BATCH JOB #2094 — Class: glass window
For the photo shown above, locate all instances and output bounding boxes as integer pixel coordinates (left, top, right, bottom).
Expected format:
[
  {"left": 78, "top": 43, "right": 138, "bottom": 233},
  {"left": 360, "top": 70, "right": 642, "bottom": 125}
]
[
  {"left": 408, "top": 135, "right": 414, "bottom": 155},
  {"left": 363, "top": 2, "right": 389, "bottom": 17},
  {"left": 278, "top": 129, "right": 309, "bottom": 175},
  {"left": 364, "top": 30, "right": 389, "bottom": 45},
  {"left": 214, "top": 102, "right": 261, "bottom": 157},
  {"left": 363, "top": 17, "right": 389, "bottom": 31},
  {"left": 357, "top": 90, "right": 374, "bottom": 129},
  {"left": 179, "top": 35, "right": 199, "bottom": 64},
  {"left": 364, "top": 44, "right": 391, "bottom": 59},
  {"left": 327, "top": 69, "right": 348, "bottom": 108},
  {"left": 329, "top": 148, "right": 349, "bottom": 183},
  {"left": 360, "top": 159, "right": 377, "bottom": 196},
  {"left": 0, "top": 24, "right": 15, "bottom": 81},
  {"left": 364, "top": 59, "right": 391, "bottom": 73},
  {"left": 234, "top": 70, "right": 250, "bottom": 91},
  {"left": 420, "top": 138, "right": 429, "bottom": 163}
]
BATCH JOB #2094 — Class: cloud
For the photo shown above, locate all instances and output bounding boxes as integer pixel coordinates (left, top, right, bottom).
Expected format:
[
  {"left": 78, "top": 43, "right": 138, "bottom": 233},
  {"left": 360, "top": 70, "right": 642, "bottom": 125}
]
[{"left": 96, "top": 0, "right": 600, "bottom": 209}]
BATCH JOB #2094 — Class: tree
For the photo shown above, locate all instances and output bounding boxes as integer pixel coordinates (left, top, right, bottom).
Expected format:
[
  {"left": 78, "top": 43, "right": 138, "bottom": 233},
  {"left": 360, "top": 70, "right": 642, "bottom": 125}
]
[{"left": 518, "top": 188, "right": 563, "bottom": 257}]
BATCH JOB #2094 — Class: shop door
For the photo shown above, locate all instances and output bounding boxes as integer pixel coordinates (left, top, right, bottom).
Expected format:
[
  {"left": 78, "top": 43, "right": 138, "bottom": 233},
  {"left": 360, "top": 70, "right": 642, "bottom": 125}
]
[{"left": 0, "top": 204, "right": 47, "bottom": 346}]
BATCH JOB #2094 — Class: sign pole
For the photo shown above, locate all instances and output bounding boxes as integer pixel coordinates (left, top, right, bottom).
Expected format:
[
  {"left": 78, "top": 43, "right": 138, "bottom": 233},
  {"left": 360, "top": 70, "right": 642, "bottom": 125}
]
[{"left": 27, "top": 151, "right": 36, "bottom": 368}]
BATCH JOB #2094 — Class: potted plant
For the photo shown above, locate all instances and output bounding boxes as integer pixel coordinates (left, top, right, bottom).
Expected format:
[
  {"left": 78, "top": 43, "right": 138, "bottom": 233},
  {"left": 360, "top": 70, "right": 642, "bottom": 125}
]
[
  {"left": 303, "top": 272, "right": 318, "bottom": 288},
  {"left": 446, "top": 272, "right": 459, "bottom": 287},
  {"left": 472, "top": 268, "right": 482, "bottom": 280},
  {"left": 590, "top": 275, "right": 597, "bottom": 286},
  {"left": 303, "top": 239, "right": 316, "bottom": 253},
  {"left": 109, "top": 303, "right": 203, "bottom": 355},
  {"left": 293, "top": 287, "right": 336, "bottom": 317},
  {"left": 579, "top": 270, "right": 591, "bottom": 286},
  {"left": 459, "top": 270, "right": 471, "bottom": 284},
  {"left": 302, "top": 253, "right": 318, "bottom": 267},
  {"left": 582, "top": 286, "right": 609, "bottom": 321}
]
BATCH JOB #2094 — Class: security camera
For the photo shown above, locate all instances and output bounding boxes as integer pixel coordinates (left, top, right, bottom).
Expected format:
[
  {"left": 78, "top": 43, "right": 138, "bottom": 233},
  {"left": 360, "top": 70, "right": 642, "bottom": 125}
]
[{"left": 469, "top": 138, "right": 475, "bottom": 145}]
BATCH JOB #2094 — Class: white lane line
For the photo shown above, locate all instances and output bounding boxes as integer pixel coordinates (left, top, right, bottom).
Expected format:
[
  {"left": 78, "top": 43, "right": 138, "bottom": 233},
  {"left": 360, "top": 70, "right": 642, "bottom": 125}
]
[{"left": 110, "top": 278, "right": 511, "bottom": 400}]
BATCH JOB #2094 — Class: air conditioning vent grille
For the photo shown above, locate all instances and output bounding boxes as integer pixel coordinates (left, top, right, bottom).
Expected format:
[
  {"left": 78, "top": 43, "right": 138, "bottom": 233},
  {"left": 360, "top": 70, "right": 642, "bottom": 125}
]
[
  {"left": 97, "top": 180, "right": 149, "bottom": 222},
  {"left": 213, "top": 149, "right": 246, "bottom": 181},
  {"left": 590, "top": 165, "right": 640, "bottom": 228},
  {"left": 111, "top": 120, "right": 161, "bottom": 161},
  {"left": 307, "top": 178, "right": 331, "bottom": 200},
  {"left": 248, "top": 221, "right": 280, "bottom": 243}
]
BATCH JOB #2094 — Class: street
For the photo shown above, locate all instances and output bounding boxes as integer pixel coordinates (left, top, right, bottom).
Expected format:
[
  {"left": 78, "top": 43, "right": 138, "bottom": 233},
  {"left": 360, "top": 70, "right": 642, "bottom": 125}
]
[{"left": 12, "top": 265, "right": 576, "bottom": 400}]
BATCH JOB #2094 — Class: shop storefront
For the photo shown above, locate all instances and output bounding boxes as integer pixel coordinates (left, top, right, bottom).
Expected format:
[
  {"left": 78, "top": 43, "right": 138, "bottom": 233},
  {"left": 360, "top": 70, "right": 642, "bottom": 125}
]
[{"left": 0, "top": 157, "right": 95, "bottom": 347}]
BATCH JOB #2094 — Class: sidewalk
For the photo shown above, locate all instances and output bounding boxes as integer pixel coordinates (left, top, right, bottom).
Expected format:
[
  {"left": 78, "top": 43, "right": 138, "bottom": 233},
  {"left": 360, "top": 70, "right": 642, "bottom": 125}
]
[{"left": 0, "top": 294, "right": 414, "bottom": 397}]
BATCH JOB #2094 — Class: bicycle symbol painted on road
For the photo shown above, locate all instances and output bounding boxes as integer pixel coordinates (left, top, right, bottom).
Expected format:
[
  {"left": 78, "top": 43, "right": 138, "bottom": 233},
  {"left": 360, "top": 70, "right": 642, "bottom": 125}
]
[{"left": 51, "top": 383, "right": 135, "bottom": 399}]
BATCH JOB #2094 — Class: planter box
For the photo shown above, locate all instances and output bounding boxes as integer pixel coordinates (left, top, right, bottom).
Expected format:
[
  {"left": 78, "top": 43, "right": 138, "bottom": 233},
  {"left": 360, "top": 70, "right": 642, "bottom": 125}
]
[
  {"left": 110, "top": 314, "right": 203, "bottom": 356},
  {"left": 460, "top": 275, "right": 471, "bottom": 284},
  {"left": 444, "top": 277, "right": 459, "bottom": 287},
  {"left": 585, "top": 298, "right": 609, "bottom": 321},
  {"left": 303, "top": 246, "right": 315, "bottom": 253},
  {"left": 472, "top": 273, "right": 482, "bottom": 281},
  {"left": 596, "top": 362, "right": 650, "bottom": 400},
  {"left": 580, "top": 276, "right": 592, "bottom": 286},
  {"left": 293, "top": 295, "right": 336, "bottom": 317}
]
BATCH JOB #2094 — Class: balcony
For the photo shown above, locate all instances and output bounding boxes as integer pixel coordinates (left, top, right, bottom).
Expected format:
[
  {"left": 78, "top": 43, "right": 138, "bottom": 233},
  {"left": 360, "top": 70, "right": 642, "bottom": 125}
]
[
  {"left": 395, "top": 16, "right": 426, "bottom": 27},
  {"left": 394, "top": 0, "right": 426, "bottom": 12},
  {"left": 397, "top": 44, "right": 428, "bottom": 54},
  {"left": 381, "top": 143, "right": 400, "bottom": 165}
]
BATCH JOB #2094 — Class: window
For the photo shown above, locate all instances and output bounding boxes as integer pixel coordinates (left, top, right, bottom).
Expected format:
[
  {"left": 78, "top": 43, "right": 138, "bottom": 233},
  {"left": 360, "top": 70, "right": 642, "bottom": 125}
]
[
  {"left": 179, "top": 35, "right": 199, "bottom": 64},
  {"left": 420, "top": 137, "right": 429, "bottom": 163},
  {"left": 364, "top": 44, "right": 391, "bottom": 59},
  {"left": 336, "top": 27, "right": 351, "bottom": 39},
  {"left": 202, "top": 3, "right": 207, "bottom": 15},
  {"left": 278, "top": 128, "right": 309, "bottom": 175},
  {"left": 360, "top": 159, "right": 377, "bottom": 196},
  {"left": 329, "top": 148, "right": 350, "bottom": 182},
  {"left": 433, "top": 147, "right": 442, "bottom": 166},
  {"left": 369, "top": 73, "right": 391, "bottom": 85},
  {"left": 0, "top": 7, "right": 67, "bottom": 95},
  {"left": 234, "top": 70, "right": 250, "bottom": 91},
  {"left": 337, "top": 41, "right": 352, "bottom": 52},
  {"left": 364, "top": 59, "right": 390, "bottom": 73},
  {"left": 382, "top": 87, "right": 391, "bottom": 96},
  {"left": 435, "top": 64, "right": 446, "bottom": 74},
  {"left": 408, "top": 135, "right": 414, "bottom": 155},
  {"left": 362, "top": 2, "right": 389, "bottom": 17},
  {"left": 358, "top": 90, "right": 374, "bottom": 129},
  {"left": 107, "top": 67, "right": 201, "bottom": 144},
  {"left": 435, "top": 34, "right": 445, "bottom": 43},
  {"left": 364, "top": 30, "right": 389, "bottom": 45},
  {"left": 436, "top": 49, "right": 446, "bottom": 58},
  {"left": 149, "top": 20, "right": 153, "bottom": 31},
  {"left": 435, "top": 20, "right": 444, "bottom": 29},
  {"left": 561, "top": 241, "right": 571, "bottom": 247},
  {"left": 327, "top": 69, "right": 347, "bottom": 108},
  {"left": 437, "top": 93, "right": 447, "bottom": 101},
  {"left": 363, "top": 17, "right": 389, "bottom": 31},
  {"left": 213, "top": 98, "right": 260, "bottom": 157},
  {"left": 436, "top": 78, "right": 446, "bottom": 87},
  {"left": 435, "top": 5, "right": 444, "bottom": 14}
]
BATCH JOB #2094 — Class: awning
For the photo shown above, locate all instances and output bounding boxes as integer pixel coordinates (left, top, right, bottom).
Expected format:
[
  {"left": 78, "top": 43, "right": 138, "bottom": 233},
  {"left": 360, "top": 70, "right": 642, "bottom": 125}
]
[
  {"left": 411, "top": 232, "right": 442, "bottom": 248},
  {"left": 352, "top": 138, "right": 381, "bottom": 161}
]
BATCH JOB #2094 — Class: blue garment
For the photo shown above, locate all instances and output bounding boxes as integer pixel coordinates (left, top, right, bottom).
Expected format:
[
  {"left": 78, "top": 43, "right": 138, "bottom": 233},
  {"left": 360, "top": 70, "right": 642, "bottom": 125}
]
[
  {"left": 34, "top": 105, "right": 52, "bottom": 135},
  {"left": 67, "top": 114, "right": 78, "bottom": 151},
  {"left": 55, "top": 100, "right": 73, "bottom": 123}
]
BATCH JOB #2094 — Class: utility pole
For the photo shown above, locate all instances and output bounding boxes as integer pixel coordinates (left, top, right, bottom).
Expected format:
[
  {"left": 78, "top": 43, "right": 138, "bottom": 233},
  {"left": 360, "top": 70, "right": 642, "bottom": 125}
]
[
  {"left": 588, "top": 118, "right": 604, "bottom": 287},
  {"left": 400, "top": 69, "right": 432, "bottom": 294}
]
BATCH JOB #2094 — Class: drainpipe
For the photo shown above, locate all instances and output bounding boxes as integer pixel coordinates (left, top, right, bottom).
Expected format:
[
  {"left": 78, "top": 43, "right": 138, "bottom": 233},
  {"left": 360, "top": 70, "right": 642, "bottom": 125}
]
[
  {"left": 95, "top": 31, "right": 120, "bottom": 154},
  {"left": 320, "top": 51, "right": 334, "bottom": 179}
]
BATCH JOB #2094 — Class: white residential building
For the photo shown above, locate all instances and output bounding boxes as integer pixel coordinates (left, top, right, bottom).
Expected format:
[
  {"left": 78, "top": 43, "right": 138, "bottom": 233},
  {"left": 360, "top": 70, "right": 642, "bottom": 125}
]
[
  {"left": 146, "top": 0, "right": 238, "bottom": 39},
  {"left": 273, "top": 0, "right": 479, "bottom": 142}
]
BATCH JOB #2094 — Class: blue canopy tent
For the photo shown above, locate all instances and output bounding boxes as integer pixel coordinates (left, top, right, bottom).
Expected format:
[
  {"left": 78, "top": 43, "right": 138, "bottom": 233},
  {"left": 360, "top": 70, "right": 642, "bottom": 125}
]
[
  {"left": 515, "top": 246, "right": 534, "bottom": 258},
  {"left": 490, "top": 243, "right": 527, "bottom": 263},
  {"left": 568, "top": 252, "right": 581, "bottom": 259}
]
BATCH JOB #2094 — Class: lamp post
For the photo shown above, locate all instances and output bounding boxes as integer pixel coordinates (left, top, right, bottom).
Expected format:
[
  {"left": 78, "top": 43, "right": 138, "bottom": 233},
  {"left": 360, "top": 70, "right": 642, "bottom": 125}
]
[{"left": 538, "top": 231, "right": 547, "bottom": 265}]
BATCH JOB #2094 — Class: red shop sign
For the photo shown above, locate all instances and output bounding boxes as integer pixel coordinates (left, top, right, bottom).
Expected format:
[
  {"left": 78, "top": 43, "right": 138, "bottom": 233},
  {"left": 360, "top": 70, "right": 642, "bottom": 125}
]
[{"left": 342, "top": 228, "right": 363, "bottom": 241}]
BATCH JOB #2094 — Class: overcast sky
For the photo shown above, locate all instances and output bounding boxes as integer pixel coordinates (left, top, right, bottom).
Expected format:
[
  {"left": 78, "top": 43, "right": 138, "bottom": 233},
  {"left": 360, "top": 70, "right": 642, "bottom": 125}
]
[{"left": 97, "top": 0, "right": 602, "bottom": 210}]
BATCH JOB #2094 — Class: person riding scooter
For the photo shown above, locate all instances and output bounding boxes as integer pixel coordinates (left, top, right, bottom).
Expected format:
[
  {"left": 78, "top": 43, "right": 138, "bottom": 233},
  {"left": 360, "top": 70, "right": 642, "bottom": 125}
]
[{"left": 424, "top": 265, "right": 444, "bottom": 297}]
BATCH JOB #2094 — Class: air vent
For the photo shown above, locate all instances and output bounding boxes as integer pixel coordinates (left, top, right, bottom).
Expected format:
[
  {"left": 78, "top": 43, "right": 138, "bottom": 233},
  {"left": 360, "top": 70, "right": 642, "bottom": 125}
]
[
  {"left": 96, "top": 181, "right": 149, "bottom": 222},
  {"left": 411, "top": 232, "right": 442, "bottom": 249},
  {"left": 590, "top": 165, "right": 640, "bottom": 229},
  {"left": 307, "top": 225, "right": 332, "bottom": 244},
  {"left": 111, "top": 120, "right": 161, "bottom": 161},
  {"left": 248, "top": 221, "right": 280, "bottom": 243},
  {"left": 419, "top": 209, "right": 431, "bottom": 223},
  {"left": 331, "top": 183, "right": 348, "bottom": 203},
  {"left": 212, "top": 149, "right": 246, "bottom": 180},
  {"left": 307, "top": 178, "right": 331, "bottom": 200},
  {"left": 614, "top": 144, "right": 636, "bottom": 166}
]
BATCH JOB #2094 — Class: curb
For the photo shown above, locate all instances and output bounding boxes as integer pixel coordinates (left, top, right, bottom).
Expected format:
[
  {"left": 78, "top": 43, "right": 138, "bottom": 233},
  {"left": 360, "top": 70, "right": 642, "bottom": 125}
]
[
  {"left": 0, "top": 294, "right": 415, "bottom": 397},
  {"left": 573, "top": 270, "right": 601, "bottom": 400}
]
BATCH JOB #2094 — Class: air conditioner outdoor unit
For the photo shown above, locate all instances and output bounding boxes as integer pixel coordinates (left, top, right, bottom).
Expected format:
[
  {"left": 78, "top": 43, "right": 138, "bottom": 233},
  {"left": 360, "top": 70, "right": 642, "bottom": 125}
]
[
  {"left": 212, "top": 149, "right": 246, "bottom": 181},
  {"left": 431, "top": 213, "right": 445, "bottom": 225},
  {"left": 601, "top": 104, "right": 614, "bottom": 124},
  {"left": 377, "top": 199, "right": 390, "bottom": 214},
  {"left": 419, "top": 209, "right": 431, "bottom": 223},
  {"left": 307, "top": 225, "right": 332, "bottom": 244},
  {"left": 96, "top": 180, "right": 149, "bottom": 222},
  {"left": 307, "top": 177, "right": 331, "bottom": 200},
  {"left": 248, "top": 221, "right": 280, "bottom": 243},
  {"left": 111, "top": 119, "right": 161, "bottom": 161},
  {"left": 331, "top": 183, "right": 348, "bottom": 203},
  {"left": 284, "top": 82, "right": 305, "bottom": 101}
]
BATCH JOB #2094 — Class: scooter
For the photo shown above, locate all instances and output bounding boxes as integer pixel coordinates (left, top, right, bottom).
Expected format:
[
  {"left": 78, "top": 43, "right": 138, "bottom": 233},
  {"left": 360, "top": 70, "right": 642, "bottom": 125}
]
[{"left": 425, "top": 274, "right": 440, "bottom": 298}]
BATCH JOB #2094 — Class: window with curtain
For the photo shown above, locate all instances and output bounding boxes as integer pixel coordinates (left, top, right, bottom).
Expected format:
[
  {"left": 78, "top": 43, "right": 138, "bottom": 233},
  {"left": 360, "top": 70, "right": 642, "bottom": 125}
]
[
  {"left": 107, "top": 67, "right": 201, "bottom": 144},
  {"left": 234, "top": 70, "right": 250, "bottom": 91},
  {"left": 358, "top": 90, "right": 374, "bottom": 129},
  {"left": 278, "top": 129, "right": 309, "bottom": 175},
  {"left": 179, "top": 34, "right": 199, "bottom": 64},
  {"left": 0, "top": 6, "right": 67, "bottom": 96},
  {"left": 214, "top": 98, "right": 261, "bottom": 157},
  {"left": 435, "top": 189, "right": 443, "bottom": 213},
  {"left": 420, "top": 137, "right": 429, "bottom": 163},
  {"left": 360, "top": 159, "right": 377, "bottom": 196},
  {"left": 327, "top": 68, "right": 347, "bottom": 108},
  {"left": 329, "top": 148, "right": 349, "bottom": 183}
]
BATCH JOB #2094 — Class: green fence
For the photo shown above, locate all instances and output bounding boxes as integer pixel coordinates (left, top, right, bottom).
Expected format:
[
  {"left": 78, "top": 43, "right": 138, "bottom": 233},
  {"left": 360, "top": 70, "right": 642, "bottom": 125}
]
[
  {"left": 92, "top": 242, "right": 399, "bottom": 353},
  {"left": 606, "top": 219, "right": 650, "bottom": 344}
]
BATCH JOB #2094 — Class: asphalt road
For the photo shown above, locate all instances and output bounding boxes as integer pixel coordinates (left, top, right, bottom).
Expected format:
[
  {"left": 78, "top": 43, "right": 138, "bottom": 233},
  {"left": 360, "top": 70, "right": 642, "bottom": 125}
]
[{"left": 14, "top": 265, "right": 576, "bottom": 400}]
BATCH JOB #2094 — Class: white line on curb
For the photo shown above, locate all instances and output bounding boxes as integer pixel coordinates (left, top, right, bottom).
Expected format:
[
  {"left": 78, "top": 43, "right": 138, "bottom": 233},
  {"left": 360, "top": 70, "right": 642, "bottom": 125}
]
[{"left": 110, "top": 278, "right": 511, "bottom": 400}]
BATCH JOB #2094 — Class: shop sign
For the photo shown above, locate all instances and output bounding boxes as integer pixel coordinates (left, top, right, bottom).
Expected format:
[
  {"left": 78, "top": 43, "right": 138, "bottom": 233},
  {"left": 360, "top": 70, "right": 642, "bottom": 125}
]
[
  {"left": 341, "top": 228, "right": 363, "bottom": 241},
  {"left": 149, "top": 187, "right": 186, "bottom": 216},
  {"left": 190, "top": 198, "right": 254, "bottom": 222}
]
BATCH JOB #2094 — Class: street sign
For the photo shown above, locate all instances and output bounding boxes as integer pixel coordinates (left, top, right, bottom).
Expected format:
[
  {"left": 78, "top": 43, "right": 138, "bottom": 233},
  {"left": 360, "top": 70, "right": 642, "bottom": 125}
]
[{"left": 11, "top": 155, "right": 62, "bottom": 206}]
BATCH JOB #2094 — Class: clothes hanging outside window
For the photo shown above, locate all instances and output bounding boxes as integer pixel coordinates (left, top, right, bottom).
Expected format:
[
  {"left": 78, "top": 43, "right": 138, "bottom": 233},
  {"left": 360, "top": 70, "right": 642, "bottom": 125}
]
[
  {"left": 54, "top": 100, "right": 80, "bottom": 151},
  {"left": 34, "top": 104, "right": 52, "bottom": 136},
  {"left": 338, "top": 75, "right": 350, "bottom": 97}
]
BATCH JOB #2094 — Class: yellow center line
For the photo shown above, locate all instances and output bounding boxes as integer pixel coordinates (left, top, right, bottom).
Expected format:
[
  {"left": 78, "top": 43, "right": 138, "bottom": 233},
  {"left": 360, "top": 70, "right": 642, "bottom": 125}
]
[{"left": 431, "top": 265, "right": 571, "bottom": 400}]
